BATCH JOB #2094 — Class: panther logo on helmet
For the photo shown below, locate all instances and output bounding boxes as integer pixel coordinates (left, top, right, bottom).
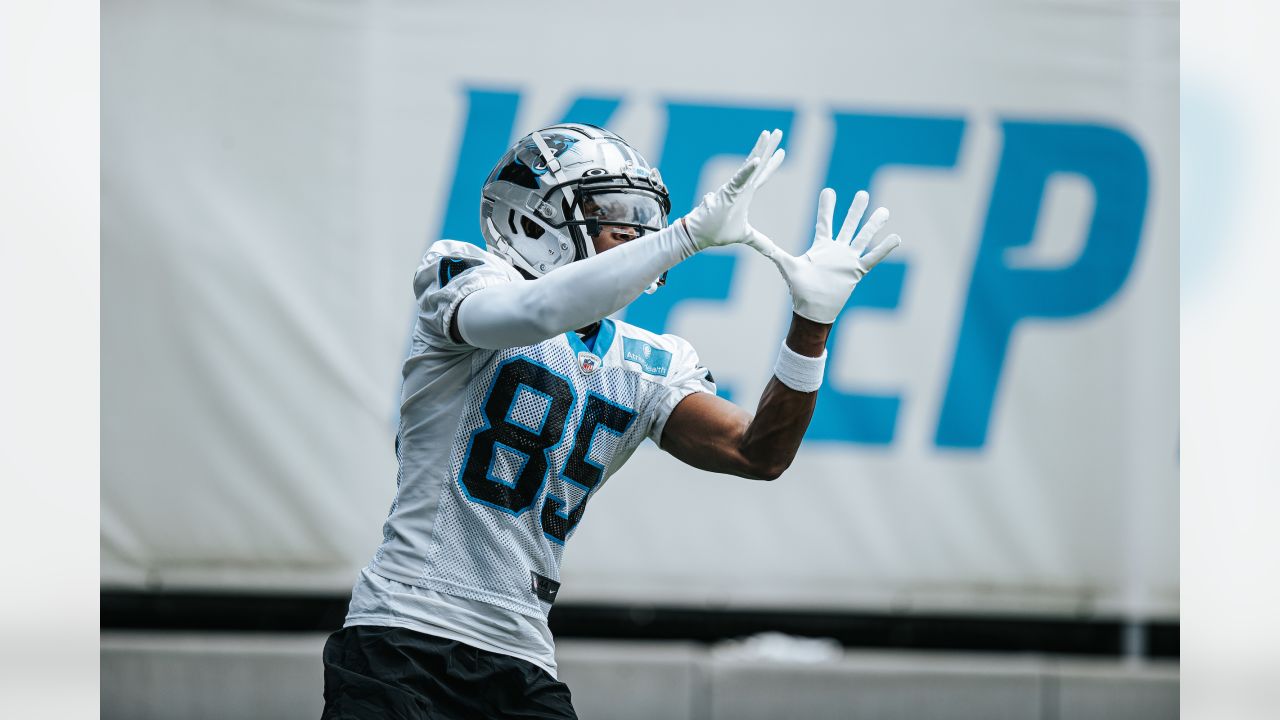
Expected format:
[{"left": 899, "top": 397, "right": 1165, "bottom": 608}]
[{"left": 514, "top": 133, "right": 579, "bottom": 175}]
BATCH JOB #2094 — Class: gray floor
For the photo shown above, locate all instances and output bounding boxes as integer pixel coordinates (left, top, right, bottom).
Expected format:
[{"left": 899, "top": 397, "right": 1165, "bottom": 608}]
[{"left": 101, "top": 632, "right": 1178, "bottom": 720}]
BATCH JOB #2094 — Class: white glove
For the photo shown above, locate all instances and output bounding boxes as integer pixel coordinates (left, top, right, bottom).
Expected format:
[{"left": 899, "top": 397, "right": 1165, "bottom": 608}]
[
  {"left": 754, "top": 188, "right": 901, "bottom": 324},
  {"left": 681, "top": 129, "right": 785, "bottom": 252}
]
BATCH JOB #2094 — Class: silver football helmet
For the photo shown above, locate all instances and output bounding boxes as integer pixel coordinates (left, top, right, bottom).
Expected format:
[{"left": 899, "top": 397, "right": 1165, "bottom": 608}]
[{"left": 479, "top": 123, "right": 671, "bottom": 281}]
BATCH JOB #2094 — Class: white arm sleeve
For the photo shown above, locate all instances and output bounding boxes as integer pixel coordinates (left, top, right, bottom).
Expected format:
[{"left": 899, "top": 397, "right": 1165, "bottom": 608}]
[{"left": 456, "top": 220, "right": 698, "bottom": 350}]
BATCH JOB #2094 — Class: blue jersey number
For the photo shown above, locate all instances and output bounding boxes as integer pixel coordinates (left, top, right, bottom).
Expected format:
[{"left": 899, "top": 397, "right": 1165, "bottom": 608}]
[
  {"left": 459, "top": 358, "right": 574, "bottom": 514},
  {"left": 542, "top": 394, "right": 636, "bottom": 543},
  {"left": 458, "top": 357, "right": 636, "bottom": 541}
]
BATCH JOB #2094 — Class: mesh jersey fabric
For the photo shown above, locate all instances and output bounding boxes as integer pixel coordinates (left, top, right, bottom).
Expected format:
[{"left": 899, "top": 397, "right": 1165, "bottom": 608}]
[{"left": 352, "top": 240, "right": 716, "bottom": 665}]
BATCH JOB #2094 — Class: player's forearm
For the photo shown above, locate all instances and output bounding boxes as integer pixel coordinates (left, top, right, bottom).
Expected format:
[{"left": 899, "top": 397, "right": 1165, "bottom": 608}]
[
  {"left": 658, "top": 315, "right": 829, "bottom": 480},
  {"left": 456, "top": 221, "right": 697, "bottom": 349},
  {"left": 736, "top": 315, "right": 830, "bottom": 478}
]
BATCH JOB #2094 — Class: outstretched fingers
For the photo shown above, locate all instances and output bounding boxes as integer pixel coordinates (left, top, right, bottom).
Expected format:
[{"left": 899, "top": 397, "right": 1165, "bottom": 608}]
[
  {"left": 861, "top": 233, "right": 901, "bottom": 269},
  {"left": 835, "top": 191, "right": 869, "bottom": 245},
  {"left": 753, "top": 147, "right": 786, "bottom": 189},
  {"left": 814, "top": 188, "right": 836, "bottom": 241},
  {"left": 851, "top": 206, "right": 889, "bottom": 254},
  {"left": 722, "top": 157, "right": 761, "bottom": 198},
  {"left": 754, "top": 129, "right": 782, "bottom": 161},
  {"left": 746, "top": 129, "right": 770, "bottom": 162},
  {"left": 750, "top": 129, "right": 783, "bottom": 179},
  {"left": 725, "top": 128, "right": 783, "bottom": 198}
]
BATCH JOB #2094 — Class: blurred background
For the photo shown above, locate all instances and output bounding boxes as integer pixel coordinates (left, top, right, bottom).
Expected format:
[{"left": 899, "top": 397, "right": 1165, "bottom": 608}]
[{"left": 98, "top": 0, "right": 1178, "bottom": 717}]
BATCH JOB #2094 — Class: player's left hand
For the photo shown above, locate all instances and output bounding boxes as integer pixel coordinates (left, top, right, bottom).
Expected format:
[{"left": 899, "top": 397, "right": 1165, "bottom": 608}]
[{"left": 752, "top": 188, "right": 901, "bottom": 324}]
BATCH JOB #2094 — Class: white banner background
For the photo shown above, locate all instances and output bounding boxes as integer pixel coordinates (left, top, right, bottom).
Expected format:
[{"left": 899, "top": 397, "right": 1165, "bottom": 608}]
[{"left": 102, "top": 0, "right": 1177, "bottom": 618}]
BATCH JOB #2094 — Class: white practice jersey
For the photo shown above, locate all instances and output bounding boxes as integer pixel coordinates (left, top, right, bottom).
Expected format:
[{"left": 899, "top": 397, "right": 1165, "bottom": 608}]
[{"left": 346, "top": 240, "right": 716, "bottom": 675}]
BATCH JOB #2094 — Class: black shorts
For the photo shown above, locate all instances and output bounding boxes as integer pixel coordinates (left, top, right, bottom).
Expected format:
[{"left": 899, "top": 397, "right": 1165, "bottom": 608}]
[{"left": 321, "top": 624, "right": 576, "bottom": 720}]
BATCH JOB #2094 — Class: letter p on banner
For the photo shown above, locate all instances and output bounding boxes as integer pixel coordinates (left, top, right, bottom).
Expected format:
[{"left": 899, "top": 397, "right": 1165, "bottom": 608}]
[{"left": 936, "top": 121, "right": 1149, "bottom": 448}]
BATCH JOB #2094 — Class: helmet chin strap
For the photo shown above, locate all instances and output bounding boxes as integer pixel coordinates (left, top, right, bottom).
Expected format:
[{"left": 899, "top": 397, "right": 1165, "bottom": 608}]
[{"left": 530, "top": 131, "right": 595, "bottom": 261}]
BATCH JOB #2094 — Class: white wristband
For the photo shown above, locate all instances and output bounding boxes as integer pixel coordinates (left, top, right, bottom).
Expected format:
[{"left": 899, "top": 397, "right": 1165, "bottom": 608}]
[{"left": 774, "top": 342, "right": 827, "bottom": 392}]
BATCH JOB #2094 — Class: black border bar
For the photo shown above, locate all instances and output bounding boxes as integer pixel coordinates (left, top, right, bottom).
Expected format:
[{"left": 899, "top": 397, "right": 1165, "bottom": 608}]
[{"left": 100, "top": 591, "right": 1177, "bottom": 659}]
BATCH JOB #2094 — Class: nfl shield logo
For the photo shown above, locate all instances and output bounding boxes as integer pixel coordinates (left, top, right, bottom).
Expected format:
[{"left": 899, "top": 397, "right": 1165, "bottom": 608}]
[{"left": 577, "top": 351, "right": 600, "bottom": 375}]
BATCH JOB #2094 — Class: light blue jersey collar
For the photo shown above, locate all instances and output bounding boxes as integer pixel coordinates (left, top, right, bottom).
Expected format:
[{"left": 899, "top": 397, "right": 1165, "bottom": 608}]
[{"left": 565, "top": 319, "right": 616, "bottom": 358}]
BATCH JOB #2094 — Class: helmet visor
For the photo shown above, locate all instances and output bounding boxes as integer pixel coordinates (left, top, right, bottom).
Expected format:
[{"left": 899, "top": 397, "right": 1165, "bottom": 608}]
[{"left": 580, "top": 191, "right": 668, "bottom": 233}]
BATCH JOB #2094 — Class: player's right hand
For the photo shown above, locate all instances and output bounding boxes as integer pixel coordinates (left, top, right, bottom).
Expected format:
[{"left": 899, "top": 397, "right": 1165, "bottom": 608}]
[
  {"left": 680, "top": 129, "right": 785, "bottom": 252},
  {"left": 752, "top": 188, "right": 902, "bottom": 325}
]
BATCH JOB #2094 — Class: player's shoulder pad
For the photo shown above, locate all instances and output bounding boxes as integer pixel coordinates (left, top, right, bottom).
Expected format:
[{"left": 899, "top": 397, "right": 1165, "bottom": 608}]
[
  {"left": 611, "top": 321, "right": 707, "bottom": 383},
  {"left": 413, "top": 240, "right": 515, "bottom": 297}
]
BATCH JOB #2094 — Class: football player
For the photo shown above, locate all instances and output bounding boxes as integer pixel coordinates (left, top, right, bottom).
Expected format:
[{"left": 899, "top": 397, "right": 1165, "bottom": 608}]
[{"left": 321, "top": 124, "right": 900, "bottom": 719}]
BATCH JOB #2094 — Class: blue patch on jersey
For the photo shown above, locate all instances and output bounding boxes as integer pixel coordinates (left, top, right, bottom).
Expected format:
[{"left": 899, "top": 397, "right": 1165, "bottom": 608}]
[{"left": 621, "top": 337, "right": 671, "bottom": 377}]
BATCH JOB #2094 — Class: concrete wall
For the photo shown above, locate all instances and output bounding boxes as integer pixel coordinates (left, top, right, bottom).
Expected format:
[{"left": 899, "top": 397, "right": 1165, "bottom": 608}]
[{"left": 101, "top": 633, "right": 1178, "bottom": 720}]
